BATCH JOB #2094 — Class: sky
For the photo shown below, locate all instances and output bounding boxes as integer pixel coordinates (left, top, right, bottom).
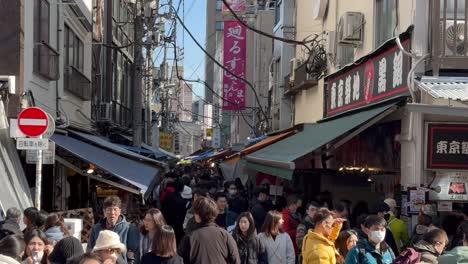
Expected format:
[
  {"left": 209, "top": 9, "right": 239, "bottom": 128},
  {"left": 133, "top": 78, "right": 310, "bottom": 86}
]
[{"left": 153, "top": 0, "right": 207, "bottom": 101}]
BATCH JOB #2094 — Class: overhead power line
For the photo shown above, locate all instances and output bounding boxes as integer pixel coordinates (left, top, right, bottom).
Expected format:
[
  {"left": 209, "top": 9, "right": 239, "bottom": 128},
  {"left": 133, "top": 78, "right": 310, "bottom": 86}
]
[{"left": 171, "top": 6, "right": 269, "bottom": 131}]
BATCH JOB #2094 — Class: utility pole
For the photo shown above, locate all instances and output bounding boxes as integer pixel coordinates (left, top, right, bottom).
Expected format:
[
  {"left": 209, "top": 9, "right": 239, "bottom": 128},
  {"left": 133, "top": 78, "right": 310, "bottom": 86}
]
[
  {"left": 146, "top": 43, "right": 153, "bottom": 144},
  {"left": 132, "top": 0, "right": 144, "bottom": 147}
]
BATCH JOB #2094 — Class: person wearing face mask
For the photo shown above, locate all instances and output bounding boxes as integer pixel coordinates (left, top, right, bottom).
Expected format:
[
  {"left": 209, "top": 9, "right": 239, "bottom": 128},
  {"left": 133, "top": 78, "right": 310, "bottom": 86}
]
[
  {"left": 301, "top": 208, "right": 344, "bottom": 264},
  {"left": 372, "top": 203, "right": 400, "bottom": 255},
  {"left": 384, "top": 198, "right": 410, "bottom": 253},
  {"left": 345, "top": 215, "right": 395, "bottom": 264}
]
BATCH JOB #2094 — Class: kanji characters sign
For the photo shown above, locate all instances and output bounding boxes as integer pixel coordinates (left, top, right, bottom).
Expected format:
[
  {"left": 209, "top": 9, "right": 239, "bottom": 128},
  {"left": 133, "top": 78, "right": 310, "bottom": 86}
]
[
  {"left": 223, "top": 21, "right": 246, "bottom": 111},
  {"left": 325, "top": 31, "right": 412, "bottom": 117},
  {"left": 426, "top": 123, "right": 468, "bottom": 170}
]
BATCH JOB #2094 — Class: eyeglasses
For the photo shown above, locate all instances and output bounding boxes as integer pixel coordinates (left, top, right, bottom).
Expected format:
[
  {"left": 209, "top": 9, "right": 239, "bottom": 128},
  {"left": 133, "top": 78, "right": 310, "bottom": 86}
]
[
  {"left": 435, "top": 241, "right": 447, "bottom": 249},
  {"left": 105, "top": 207, "right": 120, "bottom": 212}
]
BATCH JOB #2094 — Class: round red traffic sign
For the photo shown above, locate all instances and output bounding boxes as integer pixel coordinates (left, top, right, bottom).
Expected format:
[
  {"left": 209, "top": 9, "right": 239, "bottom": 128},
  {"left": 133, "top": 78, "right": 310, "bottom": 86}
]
[{"left": 17, "top": 107, "right": 49, "bottom": 137}]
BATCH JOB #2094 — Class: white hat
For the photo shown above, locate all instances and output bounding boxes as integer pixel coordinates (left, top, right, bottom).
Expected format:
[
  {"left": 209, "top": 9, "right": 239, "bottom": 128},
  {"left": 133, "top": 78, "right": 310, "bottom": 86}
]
[
  {"left": 384, "top": 198, "right": 398, "bottom": 208},
  {"left": 181, "top": 185, "right": 193, "bottom": 199},
  {"left": 92, "top": 230, "right": 126, "bottom": 253}
]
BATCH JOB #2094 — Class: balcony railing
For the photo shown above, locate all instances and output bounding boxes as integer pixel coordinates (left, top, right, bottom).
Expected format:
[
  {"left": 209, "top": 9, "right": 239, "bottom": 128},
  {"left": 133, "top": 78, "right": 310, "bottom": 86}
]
[
  {"left": 66, "top": 66, "right": 91, "bottom": 101},
  {"left": 431, "top": 0, "right": 468, "bottom": 75},
  {"left": 33, "top": 41, "right": 59, "bottom": 80}
]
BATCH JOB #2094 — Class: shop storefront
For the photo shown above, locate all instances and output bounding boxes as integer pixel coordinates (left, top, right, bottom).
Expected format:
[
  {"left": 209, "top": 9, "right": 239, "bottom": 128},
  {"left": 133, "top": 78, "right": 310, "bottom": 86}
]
[{"left": 245, "top": 30, "right": 413, "bottom": 205}]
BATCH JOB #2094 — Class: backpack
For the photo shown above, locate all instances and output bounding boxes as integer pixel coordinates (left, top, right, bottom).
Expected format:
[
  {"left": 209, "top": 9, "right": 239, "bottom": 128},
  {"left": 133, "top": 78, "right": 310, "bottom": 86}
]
[{"left": 394, "top": 248, "right": 422, "bottom": 264}]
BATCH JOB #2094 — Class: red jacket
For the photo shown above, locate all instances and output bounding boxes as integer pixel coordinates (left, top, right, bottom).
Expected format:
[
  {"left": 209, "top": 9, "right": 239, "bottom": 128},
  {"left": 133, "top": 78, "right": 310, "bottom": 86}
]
[{"left": 282, "top": 208, "right": 300, "bottom": 255}]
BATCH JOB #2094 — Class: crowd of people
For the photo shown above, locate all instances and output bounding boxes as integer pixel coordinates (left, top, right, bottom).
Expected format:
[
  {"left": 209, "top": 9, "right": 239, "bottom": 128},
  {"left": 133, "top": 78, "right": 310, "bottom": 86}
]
[{"left": 1, "top": 167, "right": 468, "bottom": 264}]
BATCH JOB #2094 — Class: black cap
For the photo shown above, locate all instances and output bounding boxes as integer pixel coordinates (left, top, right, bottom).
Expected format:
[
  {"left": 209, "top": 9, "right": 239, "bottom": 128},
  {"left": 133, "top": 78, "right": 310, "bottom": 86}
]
[
  {"left": 49, "top": 236, "right": 84, "bottom": 264},
  {"left": 372, "top": 202, "right": 390, "bottom": 214}
]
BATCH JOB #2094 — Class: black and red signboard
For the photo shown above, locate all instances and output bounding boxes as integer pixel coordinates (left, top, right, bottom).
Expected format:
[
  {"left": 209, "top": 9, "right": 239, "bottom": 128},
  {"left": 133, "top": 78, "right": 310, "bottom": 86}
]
[
  {"left": 427, "top": 123, "right": 468, "bottom": 170},
  {"left": 324, "top": 30, "right": 412, "bottom": 117}
]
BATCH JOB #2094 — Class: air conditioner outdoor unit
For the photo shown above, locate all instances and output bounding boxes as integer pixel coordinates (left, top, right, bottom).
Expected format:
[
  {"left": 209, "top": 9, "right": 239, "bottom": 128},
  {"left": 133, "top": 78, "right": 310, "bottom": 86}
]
[
  {"left": 443, "top": 20, "right": 467, "bottom": 55},
  {"left": 98, "top": 102, "right": 111, "bottom": 121},
  {"left": 0, "top": 76, "right": 16, "bottom": 94},
  {"left": 289, "top": 58, "right": 301, "bottom": 83},
  {"left": 338, "top": 12, "right": 364, "bottom": 45}
]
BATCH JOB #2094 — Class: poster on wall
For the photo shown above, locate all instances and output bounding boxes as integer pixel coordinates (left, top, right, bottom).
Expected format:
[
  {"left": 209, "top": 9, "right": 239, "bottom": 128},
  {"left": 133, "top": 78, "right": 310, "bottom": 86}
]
[
  {"left": 429, "top": 171, "right": 468, "bottom": 201},
  {"left": 409, "top": 189, "right": 425, "bottom": 213}
]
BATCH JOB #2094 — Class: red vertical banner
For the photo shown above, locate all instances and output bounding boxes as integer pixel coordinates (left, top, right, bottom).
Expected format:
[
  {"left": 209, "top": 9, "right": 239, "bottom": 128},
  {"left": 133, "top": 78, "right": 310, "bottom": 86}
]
[
  {"left": 222, "top": 0, "right": 246, "bottom": 12},
  {"left": 223, "top": 21, "right": 246, "bottom": 111}
]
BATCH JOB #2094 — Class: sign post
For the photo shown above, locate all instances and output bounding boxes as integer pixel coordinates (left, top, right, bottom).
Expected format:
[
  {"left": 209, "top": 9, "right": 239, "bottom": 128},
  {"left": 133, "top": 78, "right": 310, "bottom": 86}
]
[{"left": 17, "top": 107, "right": 49, "bottom": 210}]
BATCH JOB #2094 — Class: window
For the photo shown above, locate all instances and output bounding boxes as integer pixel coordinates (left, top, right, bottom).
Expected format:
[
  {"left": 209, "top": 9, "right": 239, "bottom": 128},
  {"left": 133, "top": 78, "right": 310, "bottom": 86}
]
[
  {"left": 215, "top": 21, "right": 224, "bottom": 31},
  {"left": 64, "top": 25, "right": 90, "bottom": 100},
  {"left": 275, "top": 0, "right": 281, "bottom": 25},
  {"left": 216, "top": 0, "right": 222, "bottom": 11},
  {"left": 375, "top": 0, "right": 397, "bottom": 47},
  {"left": 34, "top": 0, "right": 58, "bottom": 80}
]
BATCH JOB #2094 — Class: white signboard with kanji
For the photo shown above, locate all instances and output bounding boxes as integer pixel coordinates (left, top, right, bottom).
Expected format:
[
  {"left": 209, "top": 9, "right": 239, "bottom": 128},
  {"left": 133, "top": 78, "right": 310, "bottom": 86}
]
[{"left": 16, "top": 138, "right": 49, "bottom": 150}]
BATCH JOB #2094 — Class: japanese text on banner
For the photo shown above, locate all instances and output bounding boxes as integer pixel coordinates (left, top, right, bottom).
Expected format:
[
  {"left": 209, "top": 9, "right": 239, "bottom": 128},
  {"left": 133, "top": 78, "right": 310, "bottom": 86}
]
[{"left": 223, "top": 21, "right": 246, "bottom": 111}]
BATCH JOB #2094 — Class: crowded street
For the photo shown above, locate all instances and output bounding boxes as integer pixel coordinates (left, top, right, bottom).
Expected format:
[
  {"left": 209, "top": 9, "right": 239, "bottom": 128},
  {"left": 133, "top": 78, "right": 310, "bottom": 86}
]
[{"left": 1, "top": 0, "right": 468, "bottom": 264}]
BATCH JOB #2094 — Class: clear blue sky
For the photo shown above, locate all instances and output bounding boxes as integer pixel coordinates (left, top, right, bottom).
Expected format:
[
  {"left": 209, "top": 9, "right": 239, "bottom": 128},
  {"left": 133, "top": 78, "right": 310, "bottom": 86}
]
[{"left": 153, "top": 0, "right": 207, "bottom": 101}]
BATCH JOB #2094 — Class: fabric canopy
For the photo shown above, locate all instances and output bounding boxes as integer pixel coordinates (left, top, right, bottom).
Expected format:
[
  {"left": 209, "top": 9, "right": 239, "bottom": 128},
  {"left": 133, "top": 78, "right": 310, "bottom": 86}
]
[
  {"left": 52, "top": 134, "right": 160, "bottom": 197},
  {"left": 245, "top": 102, "right": 399, "bottom": 179}
]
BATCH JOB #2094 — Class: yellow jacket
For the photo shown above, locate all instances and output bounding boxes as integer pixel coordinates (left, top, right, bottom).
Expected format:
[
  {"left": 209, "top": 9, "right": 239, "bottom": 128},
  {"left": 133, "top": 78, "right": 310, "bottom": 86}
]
[{"left": 301, "top": 223, "right": 342, "bottom": 264}]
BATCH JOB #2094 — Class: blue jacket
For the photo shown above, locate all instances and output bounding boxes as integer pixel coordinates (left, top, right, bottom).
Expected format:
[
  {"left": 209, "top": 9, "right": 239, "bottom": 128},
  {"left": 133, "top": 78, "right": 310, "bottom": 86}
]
[
  {"left": 345, "top": 239, "right": 395, "bottom": 264},
  {"left": 87, "top": 215, "right": 140, "bottom": 262}
]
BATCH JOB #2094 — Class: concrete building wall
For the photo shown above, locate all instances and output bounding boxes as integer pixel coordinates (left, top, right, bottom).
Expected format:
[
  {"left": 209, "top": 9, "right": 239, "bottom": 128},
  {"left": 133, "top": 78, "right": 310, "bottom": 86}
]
[
  {"left": 293, "top": 0, "right": 418, "bottom": 124},
  {"left": 23, "top": 0, "right": 92, "bottom": 130}
]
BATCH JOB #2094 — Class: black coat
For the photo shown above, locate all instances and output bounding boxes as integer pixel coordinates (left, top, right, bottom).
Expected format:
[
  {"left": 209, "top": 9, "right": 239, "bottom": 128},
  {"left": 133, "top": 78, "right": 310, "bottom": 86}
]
[
  {"left": 141, "top": 253, "right": 184, "bottom": 264},
  {"left": 162, "top": 192, "right": 188, "bottom": 243},
  {"left": 251, "top": 200, "right": 272, "bottom": 232},
  {"left": 178, "top": 223, "right": 240, "bottom": 264},
  {"left": 228, "top": 196, "right": 248, "bottom": 215},
  {"left": 232, "top": 233, "right": 267, "bottom": 264}
]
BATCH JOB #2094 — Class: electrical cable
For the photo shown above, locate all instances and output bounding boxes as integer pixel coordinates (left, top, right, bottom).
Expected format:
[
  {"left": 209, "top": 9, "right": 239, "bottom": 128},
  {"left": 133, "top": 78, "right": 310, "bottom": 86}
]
[
  {"left": 171, "top": 42, "right": 259, "bottom": 113},
  {"left": 220, "top": 0, "right": 317, "bottom": 49},
  {"left": 172, "top": 7, "right": 269, "bottom": 131}
]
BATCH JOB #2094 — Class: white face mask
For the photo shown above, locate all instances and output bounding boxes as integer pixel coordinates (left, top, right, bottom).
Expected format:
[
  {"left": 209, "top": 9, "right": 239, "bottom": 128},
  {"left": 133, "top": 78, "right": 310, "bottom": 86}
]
[{"left": 370, "top": 230, "right": 386, "bottom": 244}]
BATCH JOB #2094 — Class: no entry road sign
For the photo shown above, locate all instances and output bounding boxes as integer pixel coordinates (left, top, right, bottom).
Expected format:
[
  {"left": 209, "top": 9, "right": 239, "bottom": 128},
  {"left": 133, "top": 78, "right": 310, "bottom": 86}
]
[{"left": 17, "top": 107, "right": 49, "bottom": 137}]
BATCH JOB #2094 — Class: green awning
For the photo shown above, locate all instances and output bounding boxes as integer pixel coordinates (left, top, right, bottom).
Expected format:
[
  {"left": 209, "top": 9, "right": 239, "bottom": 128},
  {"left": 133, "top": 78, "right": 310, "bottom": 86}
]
[{"left": 245, "top": 102, "right": 399, "bottom": 179}]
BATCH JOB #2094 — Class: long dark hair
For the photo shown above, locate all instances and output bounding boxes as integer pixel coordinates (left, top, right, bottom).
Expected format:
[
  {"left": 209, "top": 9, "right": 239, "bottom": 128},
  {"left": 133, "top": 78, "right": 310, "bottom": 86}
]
[
  {"left": 335, "top": 230, "right": 358, "bottom": 259},
  {"left": 151, "top": 225, "right": 177, "bottom": 257},
  {"left": 233, "top": 212, "right": 256, "bottom": 239},
  {"left": 140, "top": 208, "right": 166, "bottom": 234},
  {"left": 0, "top": 235, "right": 26, "bottom": 261},
  {"left": 24, "top": 229, "right": 49, "bottom": 264},
  {"left": 44, "top": 213, "right": 71, "bottom": 236}
]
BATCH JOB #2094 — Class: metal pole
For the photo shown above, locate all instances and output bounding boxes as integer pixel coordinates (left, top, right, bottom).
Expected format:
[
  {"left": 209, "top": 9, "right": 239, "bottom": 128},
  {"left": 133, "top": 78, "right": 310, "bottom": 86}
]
[{"left": 35, "top": 136, "right": 43, "bottom": 210}]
